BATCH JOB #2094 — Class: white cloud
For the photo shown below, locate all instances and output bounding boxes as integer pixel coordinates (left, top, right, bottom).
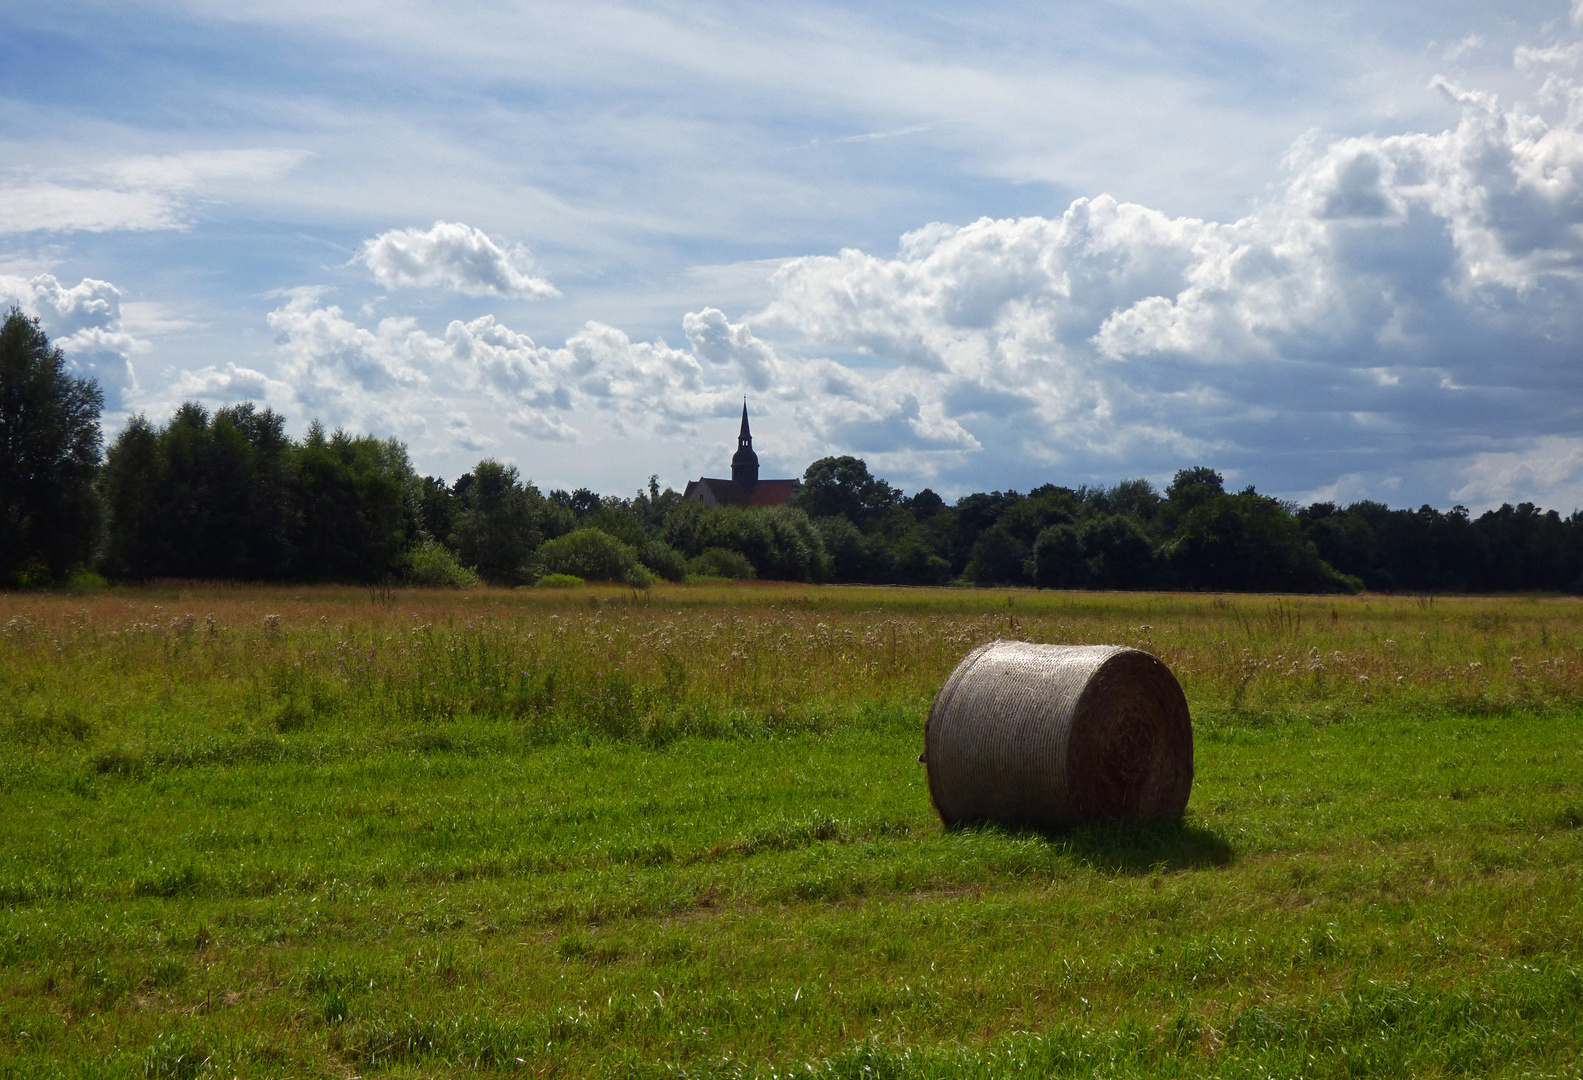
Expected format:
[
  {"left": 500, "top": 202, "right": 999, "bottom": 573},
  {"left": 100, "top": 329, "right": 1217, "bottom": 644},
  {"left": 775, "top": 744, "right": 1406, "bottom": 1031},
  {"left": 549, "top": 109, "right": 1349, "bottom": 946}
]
[
  {"left": 105, "top": 149, "right": 308, "bottom": 191},
  {"left": 162, "top": 362, "right": 292, "bottom": 406},
  {"left": 1452, "top": 436, "right": 1583, "bottom": 511},
  {"left": 0, "top": 186, "right": 181, "bottom": 234},
  {"left": 358, "top": 221, "right": 560, "bottom": 298},
  {"left": 0, "top": 149, "right": 307, "bottom": 235},
  {"left": 261, "top": 289, "right": 435, "bottom": 435},
  {"left": 38, "top": 12, "right": 1583, "bottom": 507},
  {"left": 229, "top": 49, "right": 1583, "bottom": 503},
  {"left": 0, "top": 273, "right": 141, "bottom": 408},
  {"left": 722, "top": 59, "right": 1583, "bottom": 502}
]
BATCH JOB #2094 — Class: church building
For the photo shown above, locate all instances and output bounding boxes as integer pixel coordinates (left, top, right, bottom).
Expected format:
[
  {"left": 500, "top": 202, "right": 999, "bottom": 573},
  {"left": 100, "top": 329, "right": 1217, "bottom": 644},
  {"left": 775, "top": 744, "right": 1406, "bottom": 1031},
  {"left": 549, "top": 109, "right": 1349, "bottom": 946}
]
[{"left": 681, "top": 403, "right": 797, "bottom": 507}]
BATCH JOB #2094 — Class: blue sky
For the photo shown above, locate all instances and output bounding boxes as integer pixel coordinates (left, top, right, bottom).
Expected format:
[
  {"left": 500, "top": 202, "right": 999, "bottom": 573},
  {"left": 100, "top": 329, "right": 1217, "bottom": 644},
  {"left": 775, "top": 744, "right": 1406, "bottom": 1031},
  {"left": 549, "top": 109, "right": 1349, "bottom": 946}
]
[{"left": 6, "top": 0, "right": 1583, "bottom": 510}]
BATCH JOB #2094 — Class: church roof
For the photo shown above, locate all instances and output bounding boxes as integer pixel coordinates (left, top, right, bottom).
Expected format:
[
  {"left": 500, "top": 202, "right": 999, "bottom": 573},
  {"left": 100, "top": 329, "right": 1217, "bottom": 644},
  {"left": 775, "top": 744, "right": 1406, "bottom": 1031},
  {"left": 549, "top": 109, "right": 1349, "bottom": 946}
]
[{"left": 683, "top": 477, "right": 796, "bottom": 507}]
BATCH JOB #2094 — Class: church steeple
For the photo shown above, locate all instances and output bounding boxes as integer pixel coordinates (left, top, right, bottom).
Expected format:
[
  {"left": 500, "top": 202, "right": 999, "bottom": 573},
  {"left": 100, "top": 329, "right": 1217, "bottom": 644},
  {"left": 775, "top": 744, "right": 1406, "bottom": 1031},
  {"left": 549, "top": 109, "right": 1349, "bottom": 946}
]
[{"left": 731, "top": 399, "right": 759, "bottom": 493}]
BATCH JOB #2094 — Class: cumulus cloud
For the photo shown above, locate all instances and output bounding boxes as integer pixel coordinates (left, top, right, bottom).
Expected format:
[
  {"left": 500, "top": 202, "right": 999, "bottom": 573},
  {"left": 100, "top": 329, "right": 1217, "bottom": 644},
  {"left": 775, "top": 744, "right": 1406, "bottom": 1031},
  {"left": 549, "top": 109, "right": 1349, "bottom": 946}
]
[
  {"left": 98, "top": 27, "right": 1583, "bottom": 506},
  {"left": 1451, "top": 437, "right": 1583, "bottom": 511},
  {"left": 724, "top": 50, "right": 1583, "bottom": 503},
  {"left": 260, "top": 289, "right": 436, "bottom": 435},
  {"left": 0, "top": 273, "right": 141, "bottom": 408},
  {"left": 242, "top": 281, "right": 981, "bottom": 475},
  {"left": 245, "top": 47, "right": 1583, "bottom": 504},
  {"left": 358, "top": 221, "right": 560, "bottom": 298}
]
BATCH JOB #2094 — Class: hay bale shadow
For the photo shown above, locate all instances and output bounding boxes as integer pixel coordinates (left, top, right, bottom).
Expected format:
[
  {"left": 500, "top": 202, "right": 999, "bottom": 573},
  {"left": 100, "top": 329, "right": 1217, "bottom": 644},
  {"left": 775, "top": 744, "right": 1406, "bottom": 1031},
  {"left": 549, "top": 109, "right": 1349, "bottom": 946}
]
[
  {"left": 952, "top": 816, "right": 1235, "bottom": 874},
  {"left": 1056, "top": 818, "right": 1234, "bottom": 873}
]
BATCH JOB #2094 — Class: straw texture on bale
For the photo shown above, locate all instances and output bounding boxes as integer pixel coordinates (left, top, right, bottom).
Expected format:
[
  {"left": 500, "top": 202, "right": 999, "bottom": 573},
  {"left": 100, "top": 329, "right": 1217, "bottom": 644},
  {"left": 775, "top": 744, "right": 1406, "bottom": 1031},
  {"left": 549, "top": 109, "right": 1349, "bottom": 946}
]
[{"left": 924, "top": 641, "right": 1193, "bottom": 830}]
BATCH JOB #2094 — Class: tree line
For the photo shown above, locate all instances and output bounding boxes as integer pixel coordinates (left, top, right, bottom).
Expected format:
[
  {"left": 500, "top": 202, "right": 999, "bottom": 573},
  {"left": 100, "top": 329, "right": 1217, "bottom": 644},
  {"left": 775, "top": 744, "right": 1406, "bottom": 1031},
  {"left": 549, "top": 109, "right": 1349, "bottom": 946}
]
[{"left": 6, "top": 308, "right": 1583, "bottom": 592}]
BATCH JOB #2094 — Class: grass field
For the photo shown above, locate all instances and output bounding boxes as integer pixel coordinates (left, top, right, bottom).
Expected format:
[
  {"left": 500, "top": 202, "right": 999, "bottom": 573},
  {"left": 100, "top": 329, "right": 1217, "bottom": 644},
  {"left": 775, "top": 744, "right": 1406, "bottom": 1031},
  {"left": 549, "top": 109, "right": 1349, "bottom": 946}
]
[{"left": 1, "top": 582, "right": 1581, "bottom": 1078}]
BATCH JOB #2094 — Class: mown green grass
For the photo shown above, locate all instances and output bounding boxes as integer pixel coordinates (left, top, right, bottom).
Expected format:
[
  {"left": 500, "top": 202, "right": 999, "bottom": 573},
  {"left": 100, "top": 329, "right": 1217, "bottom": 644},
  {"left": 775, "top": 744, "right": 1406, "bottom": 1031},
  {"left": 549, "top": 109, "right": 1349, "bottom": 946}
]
[{"left": 1, "top": 585, "right": 1581, "bottom": 1077}]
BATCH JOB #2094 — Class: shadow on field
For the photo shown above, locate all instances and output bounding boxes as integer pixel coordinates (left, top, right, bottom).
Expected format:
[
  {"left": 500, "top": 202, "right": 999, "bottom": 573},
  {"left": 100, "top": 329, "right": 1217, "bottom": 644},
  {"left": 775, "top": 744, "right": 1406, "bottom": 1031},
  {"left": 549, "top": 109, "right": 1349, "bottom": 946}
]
[
  {"left": 955, "top": 817, "right": 1235, "bottom": 873},
  {"left": 1054, "top": 819, "right": 1235, "bottom": 873}
]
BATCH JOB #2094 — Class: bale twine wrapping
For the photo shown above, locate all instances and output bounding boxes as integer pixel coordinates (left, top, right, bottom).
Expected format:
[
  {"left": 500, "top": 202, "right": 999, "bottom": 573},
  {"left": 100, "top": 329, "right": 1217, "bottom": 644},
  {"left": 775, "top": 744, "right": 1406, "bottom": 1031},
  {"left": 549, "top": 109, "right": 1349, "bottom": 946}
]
[{"left": 924, "top": 641, "right": 1193, "bottom": 830}]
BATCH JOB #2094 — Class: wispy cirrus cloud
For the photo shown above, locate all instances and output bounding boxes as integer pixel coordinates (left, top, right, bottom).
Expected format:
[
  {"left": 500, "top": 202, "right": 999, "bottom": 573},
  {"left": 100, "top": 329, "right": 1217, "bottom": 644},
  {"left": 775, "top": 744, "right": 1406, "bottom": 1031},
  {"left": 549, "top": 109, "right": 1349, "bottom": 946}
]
[{"left": 0, "top": 149, "right": 308, "bottom": 235}]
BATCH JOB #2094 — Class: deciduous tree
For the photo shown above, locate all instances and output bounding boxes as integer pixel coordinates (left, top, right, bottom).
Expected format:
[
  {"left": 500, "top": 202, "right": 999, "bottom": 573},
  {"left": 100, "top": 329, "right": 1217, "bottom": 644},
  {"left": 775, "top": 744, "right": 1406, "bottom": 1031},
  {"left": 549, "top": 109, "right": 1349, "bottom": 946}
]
[{"left": 0, "top": 309, "right": 103, "bottom": 583}]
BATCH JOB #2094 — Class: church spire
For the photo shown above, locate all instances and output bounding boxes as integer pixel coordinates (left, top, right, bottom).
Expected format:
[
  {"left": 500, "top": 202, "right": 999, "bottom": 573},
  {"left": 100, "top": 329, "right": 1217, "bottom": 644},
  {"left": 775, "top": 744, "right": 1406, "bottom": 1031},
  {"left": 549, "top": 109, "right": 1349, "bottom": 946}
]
[{"left": 731, "top": 399, "right": 760, "bottom": 493}]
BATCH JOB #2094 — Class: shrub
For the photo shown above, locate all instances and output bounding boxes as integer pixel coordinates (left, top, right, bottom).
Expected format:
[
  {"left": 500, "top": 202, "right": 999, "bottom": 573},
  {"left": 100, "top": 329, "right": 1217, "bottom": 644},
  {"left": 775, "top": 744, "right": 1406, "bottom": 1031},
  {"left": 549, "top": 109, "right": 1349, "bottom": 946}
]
[
  {"left": 965, "top": 524, "right": 1030, "bottom": 585},
  {"left": 890, "top": 537, "right": 953, "bottom": 585},
  {"left": 535, "top": 573, "right": 584, "bottom": 588},
  {"left": 1032, "top": 524, "right": 1087, "bottom": 588},
  {"left": 814, "top": 516, "right": 884, "bottom": 583},
  {"left": 404, "top": 540, "right": 481, "bottom": 588},
  {"left": 535, "top": 528, "right": 641, "bottom": 583},
  {"left": 687, "top": 547, "right": 757, "bottom": 580},
  {"left": 663, "top": 503, "right": 828, "bottom": 582},
  {"left": 1080, "top": 514, "right": 1156, "bottom": 588},
  {"left": 637, "top": 540, "right": 688, "bottom": 582}
]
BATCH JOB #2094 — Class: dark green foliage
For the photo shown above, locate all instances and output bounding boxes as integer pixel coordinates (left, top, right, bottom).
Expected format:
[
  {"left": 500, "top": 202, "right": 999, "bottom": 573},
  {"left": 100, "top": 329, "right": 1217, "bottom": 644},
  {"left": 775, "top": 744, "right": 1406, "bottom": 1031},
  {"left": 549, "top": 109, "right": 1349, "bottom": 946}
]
[
  {"left": 102, "top": 403, "right": 299, "bottom": 580},
  {"left": 0, "top": 309, "right": 104, "bottom": 583},
  {"left": 584, "top": 502, "right": 647, "bottom": 547},
  {"left": 29, "top": 376, "right": 1583, "bottom": 595},
  {"left": 636, "top": 540, "right": 688, "bottom": 582},
  {"left": 1032, "top": 523, "right": 1087, "bottom": 588},
  {"left": 1166, "top": 466, "right": 1225, "bottom": 512},
  {"left": 663, "top": 502, "right": 828, "bottom": 582},
  {"left": 534, "top": 528, "right": 642, "bottom": 583},
  {"left": 1297, "top": 499, "right": 1583, "bottom": 592},
  {"left": 1107, "top": 476, "right": 1162, "bottom": 520},
  {"left": 1034, "top": 516, "right": 1155, "bottom": 590},
  {"left": 100, "top": 404, "right": 418, "bottom": 582},
  {"left": 904, "top": 487, "right": 946, "bottom": 520},
  {"left": 1164, "top": 490, "right": 1354, "bottom": 593},
  {"left": 283, "top": 424, "right": 414, "bottom": 582},
  {"left": 687, "top": 546, "right": 757, "bottom": 579},
  {"left": 964, "top": 524, "right": 1030, "bottom": 585},
  {"left": 1081, "top": 514, "right": 1156, "bottom": 588},
  {"left": 889, "top": 536, "right": 953, "bottom": 585},
  {"left": 815, "top": 515, "right": 890, "bottom": 584},
  {"left": 795, "top": 456, "right": 899, "bottom": 527},
  {"left": 416, "top": 475, "right": 456, "bottom": 542},
  {"left": 449, "top": 460, "right": 544, "bottom": 584}
]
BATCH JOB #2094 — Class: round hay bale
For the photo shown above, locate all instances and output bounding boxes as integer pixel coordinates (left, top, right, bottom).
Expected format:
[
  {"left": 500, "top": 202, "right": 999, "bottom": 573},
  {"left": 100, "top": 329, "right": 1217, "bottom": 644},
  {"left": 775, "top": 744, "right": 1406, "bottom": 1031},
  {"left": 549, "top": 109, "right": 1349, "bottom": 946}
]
[{"left": 923, "top": 641, "right": 1192, "bottom": 830}]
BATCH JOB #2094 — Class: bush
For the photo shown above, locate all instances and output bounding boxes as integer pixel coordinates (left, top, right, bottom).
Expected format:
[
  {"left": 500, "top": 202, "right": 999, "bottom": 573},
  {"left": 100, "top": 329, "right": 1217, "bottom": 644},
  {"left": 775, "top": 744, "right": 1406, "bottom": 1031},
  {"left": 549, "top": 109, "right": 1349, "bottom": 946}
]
[
  {"left": 1032, "top": 524, "right": 1087, "bottom": 588},
  {"left": 64, "top": 569, "right": 111, "bottom": 591},
  {"left": 890, "top": 537, "right": 953, "bottom": 585},
  {"left": 663, "top": 503, "right": 828, "bottom": 582},
  {"left": 535, "top": 573, "right": 584, "bottom": 588},
  {"left": 404, "top": 540, "right": 481, "bottom": 588},
  {"left": 637, "top": 540, "right": 688, "bottom": 582},
  {"left": 965, "top": 524, "right": 1030, "bottom": 585},
  {"left": 815, "top": 516, "right": 887, "bottom": 583},
  {"left": 687, "top": 547, "right": 757, "bottom": 580},
  {"left": 1162, "top": 492, "right": 1358, "bottom": 593},
  {"left": 535, "top": 528, "right": 642, "bottom": 583},
  {"left": 1080, "top": 514, "right": 1156, "bottom": 588}
]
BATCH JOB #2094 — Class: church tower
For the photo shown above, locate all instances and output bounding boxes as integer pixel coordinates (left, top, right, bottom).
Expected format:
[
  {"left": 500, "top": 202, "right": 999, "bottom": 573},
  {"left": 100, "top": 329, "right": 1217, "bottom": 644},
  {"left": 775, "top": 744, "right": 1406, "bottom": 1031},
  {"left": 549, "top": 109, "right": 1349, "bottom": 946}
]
[
  {"left": 682, "top": 402, "right": 793, "bottom": 508},
  {"left": 730, "top": 400, "right": 759, "bottom": 494}
]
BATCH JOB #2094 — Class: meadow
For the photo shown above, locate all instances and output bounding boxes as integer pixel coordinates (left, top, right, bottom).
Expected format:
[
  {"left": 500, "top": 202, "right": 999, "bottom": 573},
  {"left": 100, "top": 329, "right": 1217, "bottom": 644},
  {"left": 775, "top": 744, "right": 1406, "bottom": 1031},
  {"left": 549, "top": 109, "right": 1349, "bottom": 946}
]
[{"left": 1, "top": 582, "right": 1581, "bottom": 1078}]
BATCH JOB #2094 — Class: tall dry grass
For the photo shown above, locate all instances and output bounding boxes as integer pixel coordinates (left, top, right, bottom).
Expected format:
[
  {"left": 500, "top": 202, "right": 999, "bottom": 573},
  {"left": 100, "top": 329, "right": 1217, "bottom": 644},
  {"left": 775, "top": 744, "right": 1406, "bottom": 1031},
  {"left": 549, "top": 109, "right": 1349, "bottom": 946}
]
[{"left": 4, "top": 584, "right": 1582, "bottom": 758}]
